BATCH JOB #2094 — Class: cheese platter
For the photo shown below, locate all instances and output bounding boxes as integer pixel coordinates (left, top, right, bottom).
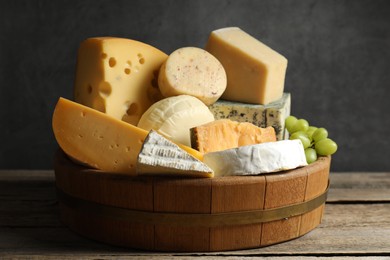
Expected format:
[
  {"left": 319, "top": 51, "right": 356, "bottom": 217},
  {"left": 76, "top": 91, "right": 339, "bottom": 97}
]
[
  {"left": 52, "top": 26, "right": 337, "bottom": 251},
  {"left": 54, "top": 149, "right": 330, "bottom": 251}
]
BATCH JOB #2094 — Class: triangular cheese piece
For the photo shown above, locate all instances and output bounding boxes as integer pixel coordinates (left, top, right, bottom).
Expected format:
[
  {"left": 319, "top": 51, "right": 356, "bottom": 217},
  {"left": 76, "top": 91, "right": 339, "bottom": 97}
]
[
  {"left": 137, "top": 130, "right": 214, "bottom": 178},
  {"left": 52, "top": 97, "right": 203, "bottom": 174}
]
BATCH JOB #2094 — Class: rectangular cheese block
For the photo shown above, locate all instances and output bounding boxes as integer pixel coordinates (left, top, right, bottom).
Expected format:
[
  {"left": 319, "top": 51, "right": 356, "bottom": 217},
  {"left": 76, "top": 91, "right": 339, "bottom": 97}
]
[
  {"left": 191, "top": 119, "right": 276, "bottom": 153},
  {"left": 74, "top": 37, "right": 167, "bottom": 125},
  {"left": 208, "top": 93, "right": 291, "bottom": 140},
  {"left": 52, "top": 98, "right": 203, "bottom": 174},
  {"left": 203, "top": 139, "right": 307, "bottom": 177},
  {"left": 205, "top": 27, "right": 288, "bottom": 105}
]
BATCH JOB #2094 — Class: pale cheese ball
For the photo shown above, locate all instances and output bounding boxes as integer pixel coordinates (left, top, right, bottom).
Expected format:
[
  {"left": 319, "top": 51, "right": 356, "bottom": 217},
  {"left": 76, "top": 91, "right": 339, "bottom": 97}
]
[{"left": 158, "top": 47, "right": 227, "bottom": 106}]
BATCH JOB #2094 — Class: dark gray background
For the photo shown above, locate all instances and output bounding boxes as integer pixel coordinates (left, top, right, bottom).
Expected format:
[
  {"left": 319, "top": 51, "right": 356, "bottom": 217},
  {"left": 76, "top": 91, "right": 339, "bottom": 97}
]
[{"left": 0, "top": 0, "right": 389, "bottom": 171}]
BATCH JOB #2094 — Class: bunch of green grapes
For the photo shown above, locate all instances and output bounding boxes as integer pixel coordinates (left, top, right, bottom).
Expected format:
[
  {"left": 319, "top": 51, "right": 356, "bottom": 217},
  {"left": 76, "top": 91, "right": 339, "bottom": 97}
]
[{"left": 285, "top": 115, "right": 338, "bottom": 164}]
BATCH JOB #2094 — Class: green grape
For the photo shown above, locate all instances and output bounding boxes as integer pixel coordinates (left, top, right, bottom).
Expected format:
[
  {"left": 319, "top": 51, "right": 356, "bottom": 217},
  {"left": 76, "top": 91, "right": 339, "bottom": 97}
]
[
  {"left": 312, "top": 127, "right": 328, "bottom": 142},
  {"left": 290, "top": 119, "right": 309, "bottom": 133},
  {"left": 290, "top": 132, "right": 311, "bottom": 149},
  {"left": 289, "top": 131, "right": 308, "bottom": 138},
  {"left": 306, "top": 126, "right": 318, "bottom": 140},
  {"left": 315, "top": 138, "right": 338, "bottom": 155},
  {"left": 285, "top": 116, "right": 298, "bottom": 133},
  {"left": 305, "top": 148, "right": 317, "bottom": 164},
  {"left": 308, "top": 126, "right": 318, "bottom": 132}
]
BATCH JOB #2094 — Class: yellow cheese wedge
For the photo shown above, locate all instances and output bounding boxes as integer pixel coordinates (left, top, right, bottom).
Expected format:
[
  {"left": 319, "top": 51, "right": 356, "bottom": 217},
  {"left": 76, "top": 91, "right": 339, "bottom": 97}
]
[
  {"left": 191, "top": 119, "right": 276, "bottom": 153},
  {"left": 206, "top": 27, "right": 288, "bottom": 105},
  {"left": 158, "top": 47, "right": 227, "bottom": 105},
  {"left": 74, "top": 37, "right": 167, "bottom": 125},
  {"left": 52, "top": 97, "right": 203, "bottom": 174}
]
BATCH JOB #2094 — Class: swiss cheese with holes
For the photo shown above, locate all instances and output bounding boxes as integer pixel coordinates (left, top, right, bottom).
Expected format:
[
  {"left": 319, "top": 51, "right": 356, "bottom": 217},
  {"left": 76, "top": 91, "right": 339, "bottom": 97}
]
[{"left": 74, "top": 37, "right": 168, "bottom": 125}]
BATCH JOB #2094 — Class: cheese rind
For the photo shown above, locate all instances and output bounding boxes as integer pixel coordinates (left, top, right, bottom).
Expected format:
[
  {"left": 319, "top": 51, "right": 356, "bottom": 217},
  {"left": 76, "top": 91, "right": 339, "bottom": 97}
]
[
  {"left": 137, "top": 130, "right": 213, "bottom": 178},
  {"left": 158, "top": 47, "right": 227, "bottom": 105},
  {"left": 74, "top": 37, "right": 167, "bottom": 125},
  {"left": 137, "top": 95, "right": 215, "bottom": 146},
  {"left": 205, "top": 27, "right": 288, "bottom": 105},
  {"left": 203, "top": 139, "right": 307, "bottom": 177},
  {"left": 191, "top": 119, "right": 276, "bottom": 153},
  {"left": 208, "top": 93, "right": 291, "bottom": 140},
  {"left": 52, "top": 97, "right": 203, "bottom": 174}
]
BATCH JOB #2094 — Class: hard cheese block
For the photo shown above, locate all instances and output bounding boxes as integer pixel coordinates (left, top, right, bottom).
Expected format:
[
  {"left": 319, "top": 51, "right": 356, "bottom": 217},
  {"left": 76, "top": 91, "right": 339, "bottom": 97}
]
[
  {"left": 137, "top": 130, "right": 213, "bottom": 178},
  {"left": 203, "top": 139, "right": 307, "bottom": 177},
  {"left": 208, "top": 93, "right": 291, "bottom": 140},
  {"left": 74, "top": 37, "right": 167, "bottom": 125},
  {"left": 158, "top": 47, "right": 227, "bottom": 105},
  {"left": 52, "top": 97, "right": 203, "bottom": 174},
  {"left": 206, "top": 27, "right": 288, "bottom": 105},
  {"left": 191, "top": 119, "right": 276, "bottom": 153},
  {"left": 137, "top": 95, "right": 215, "bottom": 146}
]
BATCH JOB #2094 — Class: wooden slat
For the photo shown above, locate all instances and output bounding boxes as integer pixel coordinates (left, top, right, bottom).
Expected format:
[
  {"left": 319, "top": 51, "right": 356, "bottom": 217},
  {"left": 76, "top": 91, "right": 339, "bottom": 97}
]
[
  {"left": 1, "top": 170, "right": 390, "bottom": 257},
  {"left": 328, "top": 172, "right": 390, "bottom": 202},
  {"left": 1, "top": 204, "right": 389, "bottom": 256},
  {"left": 209, "top": 176, "right": 266, "bottom": 251},
  {"left": 299, "top": 156, "right": 330, "bottom": 235},
  {"left": 153, "top": 177, "right": 212, "bottom": 252},
  {"left": 60, "top": 203, "right": 156, "bottom": 250},
  {"left": 0, "top": 171, "right": 59, "bottom": 228},
  {"left": 0, "top": 170, "right": 54, "bottom": 181},
  {"left": 3, "top": 170, "right": 389, "bottom": 202},
  {"left": 261, "top": 167, "right": 307, "bottom": 246},
  {"left": 0, "top": 257, "right": 386, "bottom": 260},
  {"left": 54, "top": 153, "right": 156, "bottom": 250}
]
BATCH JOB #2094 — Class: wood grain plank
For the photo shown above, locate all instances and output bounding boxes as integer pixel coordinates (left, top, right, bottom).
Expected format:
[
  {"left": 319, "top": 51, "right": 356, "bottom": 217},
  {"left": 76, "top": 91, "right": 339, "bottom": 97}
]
[
  {"left": 60, "top": 203, "right": 155, "bottom": 250},
  {"left": 328, "top": 172, "right": 390, "bottom": 202},
  {"left": 261, "top": 167, "right": 307, "bottom": 246},
  {"left": 2, "top": 170, "right": 390, "bottom": 202},
  {"left": 209, "top": 176, "right": 266, "bottom": 251},
  {"left": 1, "top": 204, "right": 389, "bottom": 256},
  {"left": 0, "top": 170, "right": 54, "bottom": 181},
  {"left": 0, "top": 257, "right": 387, "bottom": 260},
  {"left": 1, "top": 170, "right": 390, "bottom": 256},
  {"left": 300, "top": 156, "right": 330, "bottom": 235},
  {"left": 54, "top": 152, "right": 155, "bottom": 250},
  {"left": 153, "top": 177, "right": 212, "bottom": 252}
]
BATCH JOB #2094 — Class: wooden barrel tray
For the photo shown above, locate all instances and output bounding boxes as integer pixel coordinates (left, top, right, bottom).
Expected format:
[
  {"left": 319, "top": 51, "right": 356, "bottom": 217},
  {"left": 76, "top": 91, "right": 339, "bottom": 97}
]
[{"left": 54, "top": 149, "right": 330, "bottom": 252}]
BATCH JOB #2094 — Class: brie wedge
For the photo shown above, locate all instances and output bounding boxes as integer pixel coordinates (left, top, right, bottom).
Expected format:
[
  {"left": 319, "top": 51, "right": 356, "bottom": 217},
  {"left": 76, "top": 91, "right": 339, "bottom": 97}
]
[
  {"left": 137, "top": 130, "right": 214, "bottom": 178},
  {"left": 203, "top": 139, "right": 307, "bottom": 177}
]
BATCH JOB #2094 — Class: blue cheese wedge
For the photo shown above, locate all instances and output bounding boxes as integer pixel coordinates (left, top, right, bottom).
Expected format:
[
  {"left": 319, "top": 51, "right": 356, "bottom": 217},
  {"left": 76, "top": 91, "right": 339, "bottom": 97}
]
[
  {"left": 208, "top": 93, "right": 290, "bottom": 140},
  {"left": 137, "top": 130, "right": 214, "bottom": 178},
  {"left": 203, "top": 139, "right": 307, "bottom": 177}
]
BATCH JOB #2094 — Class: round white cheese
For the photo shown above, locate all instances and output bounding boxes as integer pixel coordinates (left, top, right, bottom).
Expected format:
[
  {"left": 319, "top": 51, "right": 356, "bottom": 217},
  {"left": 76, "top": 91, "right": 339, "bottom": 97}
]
[
  {"left": 137, "top": 95, "right": 215, "bottom": 146},
  {"left": 158, "top": 47, "right": 227, "bottom": 105}
]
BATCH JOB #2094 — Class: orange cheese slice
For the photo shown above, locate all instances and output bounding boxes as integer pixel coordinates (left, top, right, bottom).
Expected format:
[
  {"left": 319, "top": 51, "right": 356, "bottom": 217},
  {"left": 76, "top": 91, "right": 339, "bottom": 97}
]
[
  {"left": 190, "top": 119, "right": 276, "bottom": 153},
  {"left": 52, "top": 97, "right": 203, "bottom": 174}
]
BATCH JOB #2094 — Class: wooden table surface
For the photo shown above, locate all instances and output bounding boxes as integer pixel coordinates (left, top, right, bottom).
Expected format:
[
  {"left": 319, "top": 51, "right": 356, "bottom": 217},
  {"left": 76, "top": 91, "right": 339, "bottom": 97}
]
[{"left": 1, "top": 170, "right": 389, "bottom": 259}]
